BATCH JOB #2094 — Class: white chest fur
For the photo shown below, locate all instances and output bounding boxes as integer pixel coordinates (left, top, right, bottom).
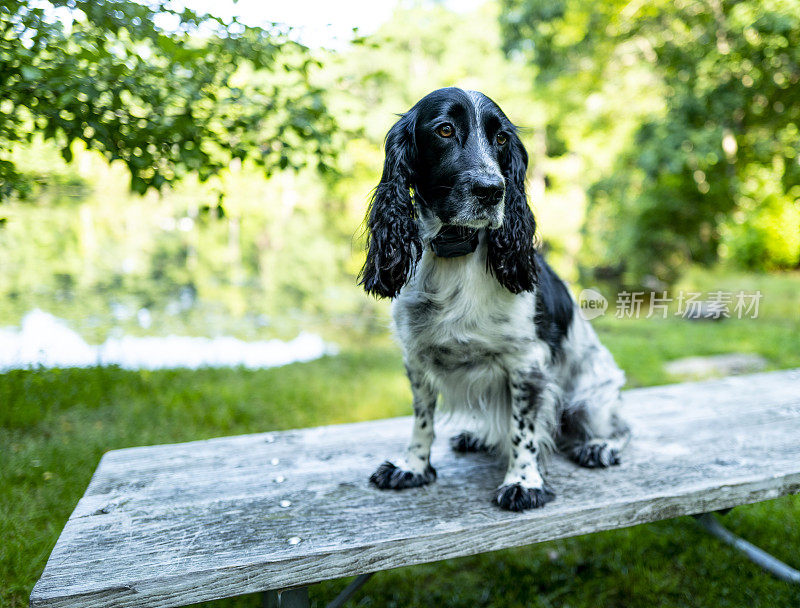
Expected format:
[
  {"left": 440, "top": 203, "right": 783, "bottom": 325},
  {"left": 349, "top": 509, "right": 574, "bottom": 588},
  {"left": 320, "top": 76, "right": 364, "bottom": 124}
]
[
  {"left": 392, "top": 243, "right": 542, "bottom": 445},
  {"left": 394, "top": 245, "right": 534, "bottom": 352}
]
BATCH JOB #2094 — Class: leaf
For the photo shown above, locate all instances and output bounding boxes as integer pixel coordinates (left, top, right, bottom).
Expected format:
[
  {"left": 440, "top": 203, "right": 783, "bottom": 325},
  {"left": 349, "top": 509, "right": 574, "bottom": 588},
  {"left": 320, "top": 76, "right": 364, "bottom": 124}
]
[{"left": 21, "top": 66, "right": 41, "bottom": 80}]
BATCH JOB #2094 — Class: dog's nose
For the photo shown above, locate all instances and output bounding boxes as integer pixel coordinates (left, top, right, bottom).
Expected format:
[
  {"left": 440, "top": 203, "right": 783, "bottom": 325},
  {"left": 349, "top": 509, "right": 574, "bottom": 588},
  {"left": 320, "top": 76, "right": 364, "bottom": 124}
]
[{"left": 470, "top": 177, "right": 504, "bottom": 206}]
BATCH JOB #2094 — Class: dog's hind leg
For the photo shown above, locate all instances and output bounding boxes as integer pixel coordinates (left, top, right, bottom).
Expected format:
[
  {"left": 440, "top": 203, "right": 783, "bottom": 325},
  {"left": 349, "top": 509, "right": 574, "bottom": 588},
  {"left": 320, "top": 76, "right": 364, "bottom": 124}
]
[
  {"left": 560, "top": 398, "right": 630, "bottom": 468},
  {"left": 450, "top": 431, "right": 496, "bottom": 454},
  {"left": 370, "top": 364, "right": 438, "bottom": 490},
  {"left": 558, "top": 313, "right": 630, "bottom": 468}
]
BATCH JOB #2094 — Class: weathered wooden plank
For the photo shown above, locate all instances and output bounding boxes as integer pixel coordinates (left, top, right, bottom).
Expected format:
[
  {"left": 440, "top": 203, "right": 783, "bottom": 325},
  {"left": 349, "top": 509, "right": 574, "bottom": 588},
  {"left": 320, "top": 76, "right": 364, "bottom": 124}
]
[{"left": 30, "top": 369, "right": 800, "bottom": 608}]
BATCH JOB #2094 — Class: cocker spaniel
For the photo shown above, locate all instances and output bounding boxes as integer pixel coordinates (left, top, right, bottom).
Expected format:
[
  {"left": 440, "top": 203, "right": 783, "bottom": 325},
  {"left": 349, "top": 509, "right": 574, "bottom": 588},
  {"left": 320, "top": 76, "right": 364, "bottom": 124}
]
[{"left": 359, "top": 87, "right": 629, "bottom": 512}]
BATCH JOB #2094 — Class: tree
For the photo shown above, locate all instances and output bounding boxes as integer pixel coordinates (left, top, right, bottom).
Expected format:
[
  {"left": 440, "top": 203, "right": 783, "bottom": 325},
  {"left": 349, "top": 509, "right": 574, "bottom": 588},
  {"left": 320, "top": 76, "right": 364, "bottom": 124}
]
[
  {"left": 0, "top": 0, "right": 338, "bottom": 200},
  {"left": 501, "top": 0, "right": 800, "bottom": 285}
]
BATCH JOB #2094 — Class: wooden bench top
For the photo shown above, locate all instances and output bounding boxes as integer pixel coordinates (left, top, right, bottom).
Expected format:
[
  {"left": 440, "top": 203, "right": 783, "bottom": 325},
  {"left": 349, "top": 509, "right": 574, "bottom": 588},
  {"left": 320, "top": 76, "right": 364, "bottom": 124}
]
[{"left": 30, "top": 369, "right": 800, "bottom": 608}]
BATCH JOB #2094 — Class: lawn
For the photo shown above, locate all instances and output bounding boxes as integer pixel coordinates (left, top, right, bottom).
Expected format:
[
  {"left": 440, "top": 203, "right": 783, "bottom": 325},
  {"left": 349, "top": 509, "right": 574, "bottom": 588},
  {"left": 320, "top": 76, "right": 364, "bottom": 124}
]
[{"left": 2, "top": 268, "right": 799, "bottom": 608}]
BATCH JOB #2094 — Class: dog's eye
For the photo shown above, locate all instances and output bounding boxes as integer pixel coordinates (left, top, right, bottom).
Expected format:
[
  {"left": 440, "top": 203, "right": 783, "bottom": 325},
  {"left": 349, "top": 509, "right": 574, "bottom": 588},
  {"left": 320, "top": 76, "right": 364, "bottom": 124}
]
[
  {"left": 435, "top": 124, "right": 454, "bottom": 138},
  {"left": 496, "top": 132, "right": 508, "bottom": 145}
]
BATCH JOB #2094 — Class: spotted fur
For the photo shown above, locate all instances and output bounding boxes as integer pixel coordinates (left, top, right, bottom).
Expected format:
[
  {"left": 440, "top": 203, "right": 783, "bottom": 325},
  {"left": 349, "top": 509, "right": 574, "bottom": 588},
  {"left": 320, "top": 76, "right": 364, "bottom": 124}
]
[{"left": 362, "top": 88, "right": 629, "bottom": 511}]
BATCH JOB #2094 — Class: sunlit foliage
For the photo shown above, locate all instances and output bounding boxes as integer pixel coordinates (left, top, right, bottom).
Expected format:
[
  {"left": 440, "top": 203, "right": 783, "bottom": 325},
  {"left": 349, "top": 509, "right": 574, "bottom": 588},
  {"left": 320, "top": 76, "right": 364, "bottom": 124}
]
[
  {"left": 502, "top": 0, "right": 800, "bottom": 284},
  {"left": 0, "top": 0, "right": 338, "bottom": 199}
]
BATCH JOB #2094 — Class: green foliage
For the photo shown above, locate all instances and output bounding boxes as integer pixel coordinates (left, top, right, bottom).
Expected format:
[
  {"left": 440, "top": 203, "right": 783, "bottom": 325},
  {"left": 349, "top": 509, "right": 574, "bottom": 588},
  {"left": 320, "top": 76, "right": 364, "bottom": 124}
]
[
  {"left": 720, "top": 164, "right": 800, "bottom": 270},
  {"left": 0, "top": 0, "right": 338, "bottom": 199},
  {"left": 502, "top": 0, "right": 800, "bottom": 286}
]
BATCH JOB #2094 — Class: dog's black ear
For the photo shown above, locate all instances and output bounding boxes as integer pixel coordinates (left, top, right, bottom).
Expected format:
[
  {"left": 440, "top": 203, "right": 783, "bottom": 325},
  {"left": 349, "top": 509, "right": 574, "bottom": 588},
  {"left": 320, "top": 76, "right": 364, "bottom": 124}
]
[
  {"left": 358, "top": 111, "right": 422, "bottom": 299},
  {"left": 487, "top": 130, "right": 538, "bottom": 293}
]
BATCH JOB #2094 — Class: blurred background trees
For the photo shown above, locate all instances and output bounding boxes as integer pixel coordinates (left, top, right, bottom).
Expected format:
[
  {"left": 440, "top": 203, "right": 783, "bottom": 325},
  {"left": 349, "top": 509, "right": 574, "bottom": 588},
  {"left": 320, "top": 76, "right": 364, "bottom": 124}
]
[
  {"left": 502, "top": 0, "right": 800, "bottom": 285},
  {"left": 0, "top": 0, "right": 797, "bottom": 342}
]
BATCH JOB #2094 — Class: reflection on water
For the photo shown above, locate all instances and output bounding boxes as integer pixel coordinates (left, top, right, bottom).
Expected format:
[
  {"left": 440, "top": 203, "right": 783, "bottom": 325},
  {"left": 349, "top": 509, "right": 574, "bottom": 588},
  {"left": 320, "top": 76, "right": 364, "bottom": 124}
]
[
  {"left": 0, "top": 146, "right": 387, "bottom": 351},
  {"left": 0, "top": 310, "right": 338, "bottom": 371}
]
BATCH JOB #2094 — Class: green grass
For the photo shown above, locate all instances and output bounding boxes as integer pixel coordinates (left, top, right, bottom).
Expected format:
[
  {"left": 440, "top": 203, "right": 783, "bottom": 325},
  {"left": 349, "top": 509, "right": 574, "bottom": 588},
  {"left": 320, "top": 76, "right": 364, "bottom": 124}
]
[
  {"left": 594, "top": 267, "right": 800, "bottom": 386},
  {"left": 2, "top": 269, "right": 800, "bottom": 608}
]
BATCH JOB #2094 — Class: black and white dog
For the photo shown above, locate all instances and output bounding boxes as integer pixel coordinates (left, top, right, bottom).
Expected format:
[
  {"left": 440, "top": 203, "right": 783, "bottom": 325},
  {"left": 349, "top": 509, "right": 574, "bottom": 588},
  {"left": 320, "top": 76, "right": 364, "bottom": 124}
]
[{"left": 359, "top": 88, "right": 629, "bottom": 512}]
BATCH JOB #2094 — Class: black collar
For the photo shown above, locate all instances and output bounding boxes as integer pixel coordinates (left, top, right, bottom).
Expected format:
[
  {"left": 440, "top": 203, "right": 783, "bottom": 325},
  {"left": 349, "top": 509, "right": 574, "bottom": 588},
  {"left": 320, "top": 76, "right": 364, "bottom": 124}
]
[{"left": 430, "top": 226, "right": 480, "bottom": 258}]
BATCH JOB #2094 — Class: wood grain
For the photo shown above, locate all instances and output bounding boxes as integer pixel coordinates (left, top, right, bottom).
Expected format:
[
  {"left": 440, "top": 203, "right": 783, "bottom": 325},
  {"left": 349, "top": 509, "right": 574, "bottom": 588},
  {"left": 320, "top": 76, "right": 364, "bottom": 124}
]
[{"left": 30, "top": 369, "right": 800, "bottom": 608}]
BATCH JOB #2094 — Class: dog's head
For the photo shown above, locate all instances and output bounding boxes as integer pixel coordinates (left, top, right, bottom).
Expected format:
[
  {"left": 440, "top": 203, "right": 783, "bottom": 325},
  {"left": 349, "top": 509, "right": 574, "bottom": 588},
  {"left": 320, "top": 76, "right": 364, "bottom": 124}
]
[{"left": 359, "top": 87, "right": 537, "bottom": 298}]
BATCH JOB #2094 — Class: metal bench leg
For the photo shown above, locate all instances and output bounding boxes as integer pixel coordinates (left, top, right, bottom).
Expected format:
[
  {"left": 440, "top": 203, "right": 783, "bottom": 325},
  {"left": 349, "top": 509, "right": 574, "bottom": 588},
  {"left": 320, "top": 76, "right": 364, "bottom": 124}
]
[
  {"left": 694, "top": 512, "right": 800, "bottom": 584},
  {"left": 326, "top": 573, "right": 374, "bottom": 608},
  {"left": 281, "top": 587, "right": 310, "bottom": 608},
  {"left": 262, "top": 587, "right": 310, "bottom": 608},
  {"left": 262, "top": 572, "right": 374, "bottom": 608},
  {"left": 262, "top": 590, "right": 279, "bottom": 608}
]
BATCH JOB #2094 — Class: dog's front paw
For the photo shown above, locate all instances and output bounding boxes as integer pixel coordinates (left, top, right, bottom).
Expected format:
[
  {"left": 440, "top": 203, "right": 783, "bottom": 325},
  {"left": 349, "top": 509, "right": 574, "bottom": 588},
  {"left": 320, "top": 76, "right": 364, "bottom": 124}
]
[
  {"left": 493, "top": 482, "right": 555, "bottom": 511},
  {"left": 570, "top": 441, "right": 620, "bottom": 468},
  {"left": 369, "top": 461, "right": 436, "bottom": 490}
]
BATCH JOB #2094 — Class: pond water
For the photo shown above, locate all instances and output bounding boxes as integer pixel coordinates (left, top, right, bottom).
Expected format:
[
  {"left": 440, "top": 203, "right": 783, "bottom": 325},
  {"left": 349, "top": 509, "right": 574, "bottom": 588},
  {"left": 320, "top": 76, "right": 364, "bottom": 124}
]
[
  {"left": 0, "top": 161, "right": 387, "bottom": 361},
  {"left": 0, "top": 310, "right": 338, "bottom": 371}
]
